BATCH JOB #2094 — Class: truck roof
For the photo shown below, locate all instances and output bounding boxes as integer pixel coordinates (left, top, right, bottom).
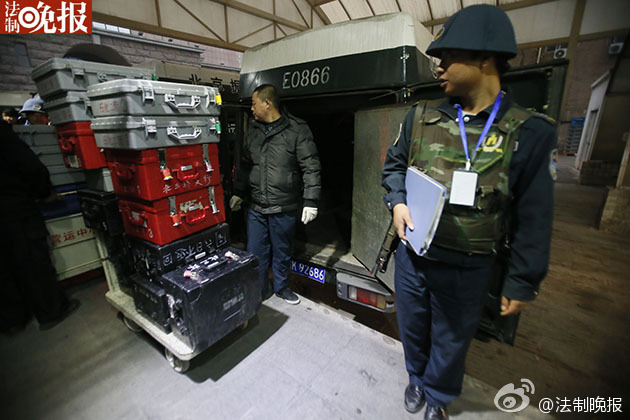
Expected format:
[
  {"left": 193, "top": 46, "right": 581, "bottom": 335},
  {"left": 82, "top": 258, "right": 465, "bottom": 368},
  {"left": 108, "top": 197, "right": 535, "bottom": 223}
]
[{"left": 239, "top": 13, "right": 437, "bottom": 99}]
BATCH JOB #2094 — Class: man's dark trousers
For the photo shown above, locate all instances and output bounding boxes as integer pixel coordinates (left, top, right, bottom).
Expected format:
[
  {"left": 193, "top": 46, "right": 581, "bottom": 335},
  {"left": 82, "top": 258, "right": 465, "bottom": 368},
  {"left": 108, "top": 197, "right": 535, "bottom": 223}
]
[
  {"left": 0, "top": 215, "right": 68, "bottom": 329},
  {"left": 247, "top": 209, "right": 297, "bottom": 297},
  {"left": 394, "top": 241, "right": 491, "bottom": 407}
]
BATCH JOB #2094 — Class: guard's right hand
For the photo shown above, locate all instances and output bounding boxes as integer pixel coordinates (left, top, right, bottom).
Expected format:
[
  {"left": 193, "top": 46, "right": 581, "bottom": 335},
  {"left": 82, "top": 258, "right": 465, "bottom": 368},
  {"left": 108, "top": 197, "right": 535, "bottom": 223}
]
[
  {"left": 393, "top": 203, "right": 414, "bottom": 241},
  {"left": 229, "top": 195, "right": 243, "bottom": 211}
]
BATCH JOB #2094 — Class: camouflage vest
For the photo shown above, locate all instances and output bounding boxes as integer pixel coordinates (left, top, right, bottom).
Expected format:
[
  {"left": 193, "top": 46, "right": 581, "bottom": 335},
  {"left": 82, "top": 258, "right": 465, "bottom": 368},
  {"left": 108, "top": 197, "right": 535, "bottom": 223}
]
[{"left": 409, "top": 101, "right": 534, "bottom": 254}]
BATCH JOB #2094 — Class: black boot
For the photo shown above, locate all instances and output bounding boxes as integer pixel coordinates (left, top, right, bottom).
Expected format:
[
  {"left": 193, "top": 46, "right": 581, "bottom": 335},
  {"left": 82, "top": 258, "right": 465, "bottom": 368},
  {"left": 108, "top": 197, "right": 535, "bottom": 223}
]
[
  {"left": 424, "top": 404, "right": 448, "bottom": 420},
  {"left": 404, "top": 384, "right": 426, "bottom": 413}
]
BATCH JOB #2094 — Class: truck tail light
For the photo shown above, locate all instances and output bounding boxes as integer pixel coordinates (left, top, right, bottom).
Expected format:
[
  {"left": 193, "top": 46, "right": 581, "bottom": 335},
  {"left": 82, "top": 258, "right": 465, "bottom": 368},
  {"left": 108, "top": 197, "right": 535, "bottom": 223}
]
[{"left": 348, "top": 285, "right": 387, "bottom": 310}]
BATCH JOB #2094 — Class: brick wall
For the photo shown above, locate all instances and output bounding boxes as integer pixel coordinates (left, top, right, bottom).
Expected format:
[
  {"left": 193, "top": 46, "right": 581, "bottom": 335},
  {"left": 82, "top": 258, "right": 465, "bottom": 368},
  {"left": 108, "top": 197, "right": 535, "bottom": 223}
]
[
  {"left": 513, "top": 38, "right": 618, "bottom": 154},
  {"left": 98, "top": 36, "right": 202, "bottom": 67},
  {"left": 0, "top": 34, "right": 91, "bottom": 93},
  {"left": 0, "top": 34, "right": 202, "bottom": 93},
  {"left": 563, "top": 39, "right": 618, "bottom": 121}
]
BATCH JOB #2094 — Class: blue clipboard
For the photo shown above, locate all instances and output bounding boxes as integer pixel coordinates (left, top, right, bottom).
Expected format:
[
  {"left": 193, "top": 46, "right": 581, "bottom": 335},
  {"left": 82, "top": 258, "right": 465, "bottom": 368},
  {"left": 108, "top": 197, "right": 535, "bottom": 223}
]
[{"left": 403, "top": 167, "right": 447, "bottom": 256}]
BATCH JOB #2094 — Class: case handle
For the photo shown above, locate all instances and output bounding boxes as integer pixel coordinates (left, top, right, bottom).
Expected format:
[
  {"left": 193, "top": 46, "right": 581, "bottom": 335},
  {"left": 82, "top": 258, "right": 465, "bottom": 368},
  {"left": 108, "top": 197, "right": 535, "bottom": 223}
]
[
  {"left": 58, "top": 139, "right": 74, "bottom": 152},
  {"left": 171, "top": 163, "right": 200, "bottom": 182},
  {"left": 166, "top": 126, "right": 202, "bottom": 141},
  {"left": 184, "top": 206, "right": 209, "bottom": 225},
  {"left": 112, "top": 163, "right": 136, "bottom": 182},
  {"left": 125, "top": 209, "right": 147, "bottom": 227},
  {"left": 164, "top": 94, "right": 201, "bottom": 110}
]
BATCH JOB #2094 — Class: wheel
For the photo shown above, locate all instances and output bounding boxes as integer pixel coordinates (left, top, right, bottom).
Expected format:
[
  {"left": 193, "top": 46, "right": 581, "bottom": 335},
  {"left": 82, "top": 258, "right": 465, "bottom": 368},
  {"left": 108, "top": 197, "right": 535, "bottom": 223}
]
[
  {"left": 240, "top": 319, "right": 249, "bottom": 330},
  {"left": 164, "top": 348, "right": 190, "bottom": 373},
  {"left": 122, "top": 315, "right": 142, "bottom": 333}
]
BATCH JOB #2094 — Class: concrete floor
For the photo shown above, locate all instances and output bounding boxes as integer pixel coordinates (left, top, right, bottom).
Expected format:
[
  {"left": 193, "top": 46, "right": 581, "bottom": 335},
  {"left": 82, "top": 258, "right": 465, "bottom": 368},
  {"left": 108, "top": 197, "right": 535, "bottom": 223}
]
[
  {"left": 1, "top": 156, "right": 626, "bottom": 420},
  {"left": 1, "top": 280, "right": 550, "bottom": 420}
]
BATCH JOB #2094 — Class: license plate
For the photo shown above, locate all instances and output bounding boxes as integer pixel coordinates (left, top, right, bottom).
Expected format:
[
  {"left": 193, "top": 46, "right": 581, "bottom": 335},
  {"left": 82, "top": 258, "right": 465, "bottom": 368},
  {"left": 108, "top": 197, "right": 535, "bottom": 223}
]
[{"left": 290, "top": 260, "right": 326, "bottom": 284}]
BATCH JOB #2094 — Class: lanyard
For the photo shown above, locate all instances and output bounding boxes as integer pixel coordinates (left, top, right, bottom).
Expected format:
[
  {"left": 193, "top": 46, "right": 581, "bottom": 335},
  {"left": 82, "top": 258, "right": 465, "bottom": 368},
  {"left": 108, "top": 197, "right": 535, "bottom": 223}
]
[{"left": 455, "top": 93, "right": 502, "bottom": 170}]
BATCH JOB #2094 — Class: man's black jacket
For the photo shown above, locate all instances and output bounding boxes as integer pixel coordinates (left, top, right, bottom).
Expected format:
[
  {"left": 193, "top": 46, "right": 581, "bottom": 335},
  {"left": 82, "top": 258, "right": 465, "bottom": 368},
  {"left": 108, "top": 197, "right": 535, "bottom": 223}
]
[
  {"left": 0, "top": 121, "right": 52, "bottom": 220},
  {"left": 235, "top": 114, "right": 321, "bottom": 214}
]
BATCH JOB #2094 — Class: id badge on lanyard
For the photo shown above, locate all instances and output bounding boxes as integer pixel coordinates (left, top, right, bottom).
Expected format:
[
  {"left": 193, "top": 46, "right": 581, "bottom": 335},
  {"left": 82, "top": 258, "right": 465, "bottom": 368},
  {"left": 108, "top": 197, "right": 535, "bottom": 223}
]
[{"left": 448, "top": 93, "right": 502, "bottom": 207}]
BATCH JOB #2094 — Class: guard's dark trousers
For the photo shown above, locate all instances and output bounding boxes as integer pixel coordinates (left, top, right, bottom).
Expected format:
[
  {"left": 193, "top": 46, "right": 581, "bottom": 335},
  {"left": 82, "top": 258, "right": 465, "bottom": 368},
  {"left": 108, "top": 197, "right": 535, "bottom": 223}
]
[
  {"left": 247, "top": 209, "right": 297, "bottom": 297},
  {"left": 394, "top": 241, "right": 491, "bottom": 407},
  {"left": 0, "top": 216, "right": 69, "bottom": 330}
]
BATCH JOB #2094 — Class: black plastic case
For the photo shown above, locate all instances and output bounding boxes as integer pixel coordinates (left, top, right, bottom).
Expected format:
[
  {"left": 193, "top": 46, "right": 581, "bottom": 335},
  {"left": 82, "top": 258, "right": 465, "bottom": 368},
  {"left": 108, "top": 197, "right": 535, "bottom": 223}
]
[
  {"left": 128, "top": 223, "right": 229, "bottom": 279},
  {"left": 159, "top": 247, "right": 261, "bottom": 352},
  {"left": 77, "top": 188, "right": 123, "bottom": 234},
  {"left": 131, "top": 274, "right": 171, "bottom": 333}
]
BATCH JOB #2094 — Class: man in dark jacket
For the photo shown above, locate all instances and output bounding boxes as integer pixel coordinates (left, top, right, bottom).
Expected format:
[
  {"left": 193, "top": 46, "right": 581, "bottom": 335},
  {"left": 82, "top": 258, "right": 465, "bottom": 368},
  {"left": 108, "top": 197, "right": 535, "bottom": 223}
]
[
  {"left": 232, "top": 84, "right": 321, "bottom": 304},
  {"left": 0, "top": 120, "right": 79, "bottom": 333}
]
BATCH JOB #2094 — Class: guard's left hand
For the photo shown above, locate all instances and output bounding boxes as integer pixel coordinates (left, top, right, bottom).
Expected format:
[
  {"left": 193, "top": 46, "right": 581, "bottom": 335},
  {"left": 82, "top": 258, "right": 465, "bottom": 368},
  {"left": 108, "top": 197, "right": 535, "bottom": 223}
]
[
  {"left": 301, "top": 207, "right": 318, "bottom": 224},
  {"left": 500, "top": 296, "right": 529, "bottom": 316}
]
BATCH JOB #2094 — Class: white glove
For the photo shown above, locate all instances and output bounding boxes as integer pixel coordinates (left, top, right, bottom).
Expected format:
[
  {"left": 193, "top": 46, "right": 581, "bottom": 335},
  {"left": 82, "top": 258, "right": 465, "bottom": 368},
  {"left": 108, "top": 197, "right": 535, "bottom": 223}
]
[
  {"left": 229, "top": 195, "right": 243, "bottom": 211},
  {"left": 301, "top": 207, "right": 318, "bottom": 225}
]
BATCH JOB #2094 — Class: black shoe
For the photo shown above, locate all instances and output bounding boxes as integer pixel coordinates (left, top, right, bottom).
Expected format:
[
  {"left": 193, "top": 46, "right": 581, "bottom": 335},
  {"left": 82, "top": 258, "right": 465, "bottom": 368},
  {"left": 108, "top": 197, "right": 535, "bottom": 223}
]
[
  {"left": 424, "top": 405, "right": 448, "bottom": 420},
  {"left": 404, "top": 384, "right": 426, "bottom": 413},
  {"left": 275, "top": 288, "right": 300, "bottom": 305},
  {"left": 39, "top": 299, "right": 80, "bottom": 331}
]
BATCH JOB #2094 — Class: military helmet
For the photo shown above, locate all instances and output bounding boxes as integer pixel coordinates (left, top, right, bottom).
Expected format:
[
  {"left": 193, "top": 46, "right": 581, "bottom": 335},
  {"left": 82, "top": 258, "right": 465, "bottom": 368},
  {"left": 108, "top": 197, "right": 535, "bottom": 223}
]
[{"left": 426, "top": 4, "right": 517, "bottom": 58}]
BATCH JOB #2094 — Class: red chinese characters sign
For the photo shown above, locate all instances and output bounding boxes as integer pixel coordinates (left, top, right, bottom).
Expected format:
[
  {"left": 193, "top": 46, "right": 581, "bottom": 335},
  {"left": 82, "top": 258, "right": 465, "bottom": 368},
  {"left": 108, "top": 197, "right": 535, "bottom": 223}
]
[{"left": 2, "top": 0, "right": 92, "bottom": 34}]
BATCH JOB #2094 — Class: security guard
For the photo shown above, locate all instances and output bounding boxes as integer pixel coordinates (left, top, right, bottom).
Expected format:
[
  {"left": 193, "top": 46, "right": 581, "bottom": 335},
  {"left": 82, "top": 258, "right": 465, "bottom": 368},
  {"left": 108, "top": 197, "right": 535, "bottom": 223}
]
[{"left": 382, "top": 5, "right": 557, "bottom": 420}]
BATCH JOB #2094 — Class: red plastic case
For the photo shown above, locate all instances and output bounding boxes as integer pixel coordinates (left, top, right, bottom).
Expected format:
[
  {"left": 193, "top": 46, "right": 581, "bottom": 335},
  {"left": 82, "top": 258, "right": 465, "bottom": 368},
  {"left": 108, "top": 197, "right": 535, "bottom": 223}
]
[
  {"left": 56, "top": 122, "right": 107, "bottom": 169},
  {"left": 118, "top": 185, "right": 226, "bottom": 245},
  {"left": 105, "top": 144, "right": 220, "bottom": 201}
]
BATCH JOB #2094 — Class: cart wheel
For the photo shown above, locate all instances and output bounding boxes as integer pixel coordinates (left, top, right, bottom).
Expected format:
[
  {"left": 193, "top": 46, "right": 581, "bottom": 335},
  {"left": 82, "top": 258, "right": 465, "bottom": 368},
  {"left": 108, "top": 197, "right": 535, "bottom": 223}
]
[
  {"left": 240, "top": 319, "right": 249, "bottom": 330},
  {"left": 164, "top": 348, "right": 190, "bottom": 373},
  {"left": 122, "top": 315, "right": 142, "bottom": 333}
]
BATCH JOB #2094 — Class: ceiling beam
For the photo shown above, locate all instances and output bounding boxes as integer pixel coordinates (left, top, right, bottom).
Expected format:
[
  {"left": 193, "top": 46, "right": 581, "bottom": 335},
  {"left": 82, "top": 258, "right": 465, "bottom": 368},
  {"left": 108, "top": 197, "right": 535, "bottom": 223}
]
[
  {"left": 422, "top": 0, "right": 558, "bottom": 27},
  {"left": 306, "top": 0, "right": 331, "bottom": 25},
  {"left": 211, "top": 0, "right": 309, "bottom": 32},
  {"left": 311, "top": 0, "right": 336, "bottom": 6},
  {"left": 277, "top": 24, "right": 288, "bottom": 37},
  {"left": 173, "top": 0, "right": 224, "bottom": 41},
  {"left": 224, "top": 5, "right": 229, "bottom": 42},
  {"left": 365, "top": 0, "right": 375, "bottom": 16},
  {"left": 292, "top": 0, "right": 311, "bottom": 27},
  {"left": 92, "top": 11, "right": 248, "bottom": 51},
  {"left": 232, "top": 22, "right": 274, "bottom": 44},
  {"left": 154, "top": 0, "right": 162, "bottom": 27},
  {"left": 338, "top": 0, "right": 351, "bottom": 20}
]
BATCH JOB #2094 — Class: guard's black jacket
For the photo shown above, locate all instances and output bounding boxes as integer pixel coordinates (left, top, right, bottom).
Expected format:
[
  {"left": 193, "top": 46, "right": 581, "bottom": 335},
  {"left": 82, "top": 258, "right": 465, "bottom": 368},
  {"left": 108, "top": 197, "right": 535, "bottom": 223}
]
[
  {"left": 0, "top": 121, "right": 52, "bottom": 220},
  {"left": 382, "top": 92, "right": 557, "bottom": 301},
  {"left": 235, "top": 114, "right": 321, "bottom": 214}
]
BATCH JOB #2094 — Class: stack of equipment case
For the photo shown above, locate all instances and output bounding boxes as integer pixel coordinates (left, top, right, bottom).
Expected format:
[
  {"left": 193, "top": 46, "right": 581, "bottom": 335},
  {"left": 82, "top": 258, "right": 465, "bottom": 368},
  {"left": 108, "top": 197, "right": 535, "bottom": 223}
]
[
  {"left": 87, "top": 79, "right": 239, "bottom": 335},
  {"left": 126, "top": 222, "right": 230, "bottom": 333},
  {"left": 28, "top": 58, "right": 156, "bottom": 283},
  {"left": 88, "top": 79, "right": 225, "bottom": 246},
  {"left": 32, "top": 58, "right": 156, "bottom": 183}
]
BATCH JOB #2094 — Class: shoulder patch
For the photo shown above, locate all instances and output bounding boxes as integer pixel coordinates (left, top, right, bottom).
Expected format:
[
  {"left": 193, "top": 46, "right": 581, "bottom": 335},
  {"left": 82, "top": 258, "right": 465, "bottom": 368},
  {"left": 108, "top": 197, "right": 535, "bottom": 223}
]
[{"left": 549, "top": 148, "right": 558, "bottom": 181}]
